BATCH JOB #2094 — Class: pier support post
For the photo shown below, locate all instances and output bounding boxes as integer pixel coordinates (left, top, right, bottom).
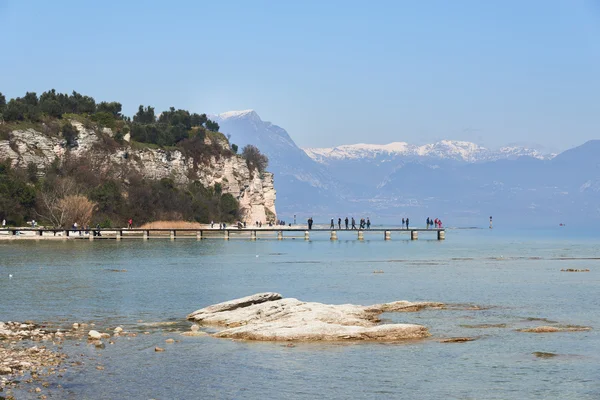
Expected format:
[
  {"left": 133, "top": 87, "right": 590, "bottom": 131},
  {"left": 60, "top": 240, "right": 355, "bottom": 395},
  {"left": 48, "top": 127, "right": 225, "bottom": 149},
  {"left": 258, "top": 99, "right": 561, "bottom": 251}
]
[
  {"left": 330, "top": 230, "right": 337, "bottom": 240},
  {"left": 66, "top": 230, "right": 70, "bottom": 237},
  {"left": 251, "top": 230, "right": 257, "bottom": 241},
  {"left": 38, "top": 230, "right": 43, "bottom": 237},
  {"left": 170, "top": 230, "right": 176, "bottom": 240},
  {"left": 358, "top": 230, "right": 364, "bottom": 241},
  {"left": 304, "top": 231, "right": 310, "bottom": 240},
  {"left": 224, "top": 230, "right": 229, "bottom": 240},
  {"left": 196, "top": 230, "right": 202, "bottom": 240},
  {"left": 384, "top": 231, "right": 391, "bottom": 240},
  {"left": 143, "top": 230, "right": 149, "bottom": 240},
  {"left": 277, "top": 231, "right": 283, "bottom": 240},
  {"left": 411, "top": 230, "right": 418, "bottom": 240},
  {"left": 437, "top": 230, "right": 445, "bottom": 240},
  {"left": 116, "top": 230, "right": 122, "bottom": 241}
]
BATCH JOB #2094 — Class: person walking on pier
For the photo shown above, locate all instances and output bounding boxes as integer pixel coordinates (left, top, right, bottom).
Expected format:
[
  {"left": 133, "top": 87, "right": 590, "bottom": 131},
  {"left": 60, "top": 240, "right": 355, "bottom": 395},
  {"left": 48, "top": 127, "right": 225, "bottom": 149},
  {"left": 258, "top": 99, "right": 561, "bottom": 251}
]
[
  {"left": 366, "top": 218, "right": 371, "bottom": 229},
  {"left": 345, "top": 217, "right": 349, "bottom": 230},
  {"left": 351, "top": 217, "right": 357, "bottom": 230},
  {"left": 406, "top": 218, "right": 410, "bottom": 229},
  {"left": 330, "top": 218, "right": 335, "bottom": 229},
  {"left": 338, "top": 218, "right": 341, "bottom": 229},
  {"left": 128, "top": 218, "right": 133, "bottom": 229},
  {"left": 307, "top": 217, "right": 313, "bottom": 230},
  {"left": 426, "top": 217, "right": 430, "bottom": 228}
]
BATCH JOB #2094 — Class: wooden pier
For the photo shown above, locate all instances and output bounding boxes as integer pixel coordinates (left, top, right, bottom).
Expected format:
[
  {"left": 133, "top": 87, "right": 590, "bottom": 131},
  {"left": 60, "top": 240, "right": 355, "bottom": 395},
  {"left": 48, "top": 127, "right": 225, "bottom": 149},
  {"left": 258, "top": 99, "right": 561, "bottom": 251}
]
[{"left": 0, "top": 228, "right": 446, "bottom": 241}]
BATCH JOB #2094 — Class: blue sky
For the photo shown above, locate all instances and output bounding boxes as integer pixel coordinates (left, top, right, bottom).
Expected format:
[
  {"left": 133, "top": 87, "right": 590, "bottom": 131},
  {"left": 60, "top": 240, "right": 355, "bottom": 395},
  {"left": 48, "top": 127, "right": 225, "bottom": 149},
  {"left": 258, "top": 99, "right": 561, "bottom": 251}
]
[{"left": 1, "top": 0, "right": 599, "bottom": 150}]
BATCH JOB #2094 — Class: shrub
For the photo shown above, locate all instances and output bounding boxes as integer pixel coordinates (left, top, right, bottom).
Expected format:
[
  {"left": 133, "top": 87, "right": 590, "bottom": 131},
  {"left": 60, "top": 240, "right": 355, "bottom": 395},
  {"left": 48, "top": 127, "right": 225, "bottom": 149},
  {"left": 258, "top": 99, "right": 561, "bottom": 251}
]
[
  {"left": 241, "top": 145, "right": 269, "bottom": 173},
  {"left": 62, "top": 122, "right": 78, "bottom": 147}
]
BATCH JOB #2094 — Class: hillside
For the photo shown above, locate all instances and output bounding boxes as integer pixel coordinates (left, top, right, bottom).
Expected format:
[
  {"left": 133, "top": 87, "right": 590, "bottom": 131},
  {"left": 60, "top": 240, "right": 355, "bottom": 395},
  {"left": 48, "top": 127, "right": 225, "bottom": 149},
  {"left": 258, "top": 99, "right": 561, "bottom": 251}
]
[{"left": 0, "top": 90, "right": 276, "bottom": 228}]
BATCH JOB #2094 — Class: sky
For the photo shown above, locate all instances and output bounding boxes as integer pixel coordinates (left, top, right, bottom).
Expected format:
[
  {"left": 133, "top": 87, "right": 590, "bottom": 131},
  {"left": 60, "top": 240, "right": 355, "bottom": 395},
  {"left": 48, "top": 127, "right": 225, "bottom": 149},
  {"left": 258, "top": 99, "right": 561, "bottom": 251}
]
[{"left": 1, "top": 0, "right": 599, "bottom": 151}]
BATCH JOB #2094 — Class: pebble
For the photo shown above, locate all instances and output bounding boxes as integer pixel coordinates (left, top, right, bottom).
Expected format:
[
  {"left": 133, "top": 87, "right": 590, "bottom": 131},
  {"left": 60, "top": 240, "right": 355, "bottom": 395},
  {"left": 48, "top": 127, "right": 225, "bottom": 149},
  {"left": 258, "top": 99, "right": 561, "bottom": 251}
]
[
  {"left": 154, "top": 347, "right": 165, "bottom": 352},
  {"left": 88, "top": 330, "right": 102, "bottom": 340},
  {"left": 165, "top": 338, "right": 175, "bottom": 344}
]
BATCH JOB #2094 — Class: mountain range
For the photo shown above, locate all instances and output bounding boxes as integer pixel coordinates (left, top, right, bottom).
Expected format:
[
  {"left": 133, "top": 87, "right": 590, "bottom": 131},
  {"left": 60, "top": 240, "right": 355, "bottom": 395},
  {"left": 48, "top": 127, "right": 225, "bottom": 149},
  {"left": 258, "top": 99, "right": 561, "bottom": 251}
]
[{"left": 214, "top": 110, "right": 600, "bottom": 227}]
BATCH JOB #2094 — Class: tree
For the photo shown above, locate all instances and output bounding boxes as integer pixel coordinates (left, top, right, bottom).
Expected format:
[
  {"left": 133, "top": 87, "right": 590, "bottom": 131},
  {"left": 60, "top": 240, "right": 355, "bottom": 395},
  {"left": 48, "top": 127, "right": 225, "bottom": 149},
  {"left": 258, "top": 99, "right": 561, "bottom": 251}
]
[
  {"left": 0, "top": 92, "right": 6, "bottom": 115},
  {"left": 133, "top": 105, "right": 156, "bottom": 124},
  {"left": 231, "top": 143, "right": 238, "bottom": 154},
  {"left": 36, "top": 177, "right": 78, "bottom": 227},
  {"left": 241, "top": 145, "right": 269, "bottom": 173},
  {"left": 3, "top": 99, "right": 27, "bottom": 121},
  {"left": 96, "top": 101, "right": 122, "bottom": 118},
  {"left": 39, "top": 89, "right": 64, "bottom": 118},
  {"left": 206, "top": 119, "right": 219, "bottom": 132},
  {"left": 191, "top": 113, "right": 207, "bottom": 127},
  {"left": 59, "top": 195, "right": 96, "bottom": 227}
]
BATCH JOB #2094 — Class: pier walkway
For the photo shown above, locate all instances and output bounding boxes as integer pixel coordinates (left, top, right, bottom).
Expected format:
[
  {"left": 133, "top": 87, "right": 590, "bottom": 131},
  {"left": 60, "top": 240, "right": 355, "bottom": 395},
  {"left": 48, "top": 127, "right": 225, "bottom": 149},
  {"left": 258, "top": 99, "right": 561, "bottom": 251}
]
[{"left": 0, "top": 228, "right": 445, "bottom": 241}]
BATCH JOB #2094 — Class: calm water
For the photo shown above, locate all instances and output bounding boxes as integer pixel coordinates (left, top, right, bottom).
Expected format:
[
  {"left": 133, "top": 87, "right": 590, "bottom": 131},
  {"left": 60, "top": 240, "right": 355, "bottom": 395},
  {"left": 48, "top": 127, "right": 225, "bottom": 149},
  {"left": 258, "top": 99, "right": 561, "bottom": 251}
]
[{"left": 1, "top": 228, "right": 599, "bottom": 399}]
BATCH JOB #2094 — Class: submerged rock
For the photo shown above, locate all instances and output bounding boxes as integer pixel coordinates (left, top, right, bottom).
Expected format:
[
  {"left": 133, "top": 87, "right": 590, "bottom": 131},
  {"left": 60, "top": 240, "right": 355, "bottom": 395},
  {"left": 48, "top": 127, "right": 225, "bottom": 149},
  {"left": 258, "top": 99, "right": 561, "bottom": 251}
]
[
  {"left": 518, "top": 325, "right": 591, "bottom": 333},
  {"left": 440, "top": 337, "right": 477, "bottom": 343},
  {"left": 533, "top": 351, "right": 558, "bottom": 358},
  {"left": 187, "top": 293, "right": 440, "bottom": 342}
]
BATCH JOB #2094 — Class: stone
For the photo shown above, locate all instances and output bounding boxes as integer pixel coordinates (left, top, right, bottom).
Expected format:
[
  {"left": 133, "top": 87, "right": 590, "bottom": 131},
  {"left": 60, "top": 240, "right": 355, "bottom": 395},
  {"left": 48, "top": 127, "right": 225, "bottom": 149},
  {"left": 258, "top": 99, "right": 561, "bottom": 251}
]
[
  {"left": 165, "top": 338, "right": 174, "bottom": 344},
  {"left": 154, "top": 347, "right": 165, "bottom": 352},
  {"left": 113, "top": 327, "right": 123, "bottom": 333},
  {"left": 180, "top": 331, "right": 208, "bottom": 337},
  {"left": 190, "top": 324, "right": 200, "bottom": 332},
  {"left": 87, "top": 330, "right": 102, "bottom": 340},
  {"left": 188, "top": 292, "right": 283, "bottom": 319},
  {"left": 188, "top": 293, "right": 437, "bottom": 342},
  {"left": 518, "top": 325, "right": 591, "bottom": 333},
  {"left": 0, "top": 366, "right": 12, "bottom": 375},
  {"left": 440, "top": 337, "right": 477, "bottom": 343}
]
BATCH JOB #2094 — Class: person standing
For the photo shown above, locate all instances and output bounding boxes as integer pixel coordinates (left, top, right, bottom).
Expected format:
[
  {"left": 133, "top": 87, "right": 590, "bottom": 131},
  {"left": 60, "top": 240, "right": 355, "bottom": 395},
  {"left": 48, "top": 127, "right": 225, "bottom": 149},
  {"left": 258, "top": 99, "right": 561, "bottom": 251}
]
[
  {"left": 330, "top": 218, "right": 335, "bottom": 229},
  {"left": 366, "top": 218, "right": 371, "bottom": 229},
  {"left": 402, "top": 218, "right": 405, "bottom": 228},
  {"left": 345, "top": 217, "right": 349, "bottom": 230},
  {"left": 1, "top": 219, "right": 5, "bottom": 228},
  {"left": 128, "top": 218, "right": 133, "bottom": 229},
  {"left": 338, "top": 218, "right": 341, "bottom": 230},
  {"left": 426, "top": 217, "right": 430, "bottom": 228},
  {"left": 406, "top": 218, "right": 409, "bottom": 229}
]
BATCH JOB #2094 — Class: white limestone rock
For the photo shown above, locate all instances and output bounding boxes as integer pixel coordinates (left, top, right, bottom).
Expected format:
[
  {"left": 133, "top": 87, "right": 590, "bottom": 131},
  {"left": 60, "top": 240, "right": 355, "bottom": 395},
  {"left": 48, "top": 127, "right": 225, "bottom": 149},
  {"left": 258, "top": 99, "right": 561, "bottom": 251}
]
[{"left": 187, "top": 293, "right": 440, "bottom": 342}]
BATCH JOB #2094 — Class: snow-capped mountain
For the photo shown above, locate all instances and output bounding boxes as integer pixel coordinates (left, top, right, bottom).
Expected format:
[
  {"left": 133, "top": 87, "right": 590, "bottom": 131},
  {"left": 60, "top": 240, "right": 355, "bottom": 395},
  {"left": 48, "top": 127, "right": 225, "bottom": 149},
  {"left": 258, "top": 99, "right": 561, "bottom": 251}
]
[
  {"left": 304, "top": 140, "right": 554, "bottom": 164},
  {"left": 213, "top": 109, "right": 599, "bottom": 227}
]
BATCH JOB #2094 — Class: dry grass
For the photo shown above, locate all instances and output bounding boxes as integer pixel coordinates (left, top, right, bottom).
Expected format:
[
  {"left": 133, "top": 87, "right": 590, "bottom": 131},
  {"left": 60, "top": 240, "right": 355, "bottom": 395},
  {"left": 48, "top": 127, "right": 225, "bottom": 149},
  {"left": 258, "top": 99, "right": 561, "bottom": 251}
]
[{"left": 139, "top": 221, "right": 207, "bottom": 229}]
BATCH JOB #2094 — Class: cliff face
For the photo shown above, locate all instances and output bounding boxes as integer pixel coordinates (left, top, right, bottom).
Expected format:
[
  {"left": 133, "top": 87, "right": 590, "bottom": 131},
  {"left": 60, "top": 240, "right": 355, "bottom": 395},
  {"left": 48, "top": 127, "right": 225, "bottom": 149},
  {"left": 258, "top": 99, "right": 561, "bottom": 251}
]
[{"left": 0, "top": 121, "right": 276, "bottom": 223}]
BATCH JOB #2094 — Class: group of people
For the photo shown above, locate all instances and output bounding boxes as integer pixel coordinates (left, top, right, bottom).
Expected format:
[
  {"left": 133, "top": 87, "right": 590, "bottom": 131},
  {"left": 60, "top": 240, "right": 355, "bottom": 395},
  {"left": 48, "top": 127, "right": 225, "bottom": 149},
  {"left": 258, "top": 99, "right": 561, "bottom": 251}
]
[{"left": 425, "top": 217, "right": 443, "bottom": 228}]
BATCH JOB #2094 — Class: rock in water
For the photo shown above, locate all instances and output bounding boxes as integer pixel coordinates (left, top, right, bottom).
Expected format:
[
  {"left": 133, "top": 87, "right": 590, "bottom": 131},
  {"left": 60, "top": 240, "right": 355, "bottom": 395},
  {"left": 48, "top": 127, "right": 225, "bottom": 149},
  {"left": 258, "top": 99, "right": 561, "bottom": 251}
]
[
  {"left": 88, "top": 330, "right": 102, "bottom": 340},
  {"left": 187, "top": 293, "right": 439, "bottom": 342}
]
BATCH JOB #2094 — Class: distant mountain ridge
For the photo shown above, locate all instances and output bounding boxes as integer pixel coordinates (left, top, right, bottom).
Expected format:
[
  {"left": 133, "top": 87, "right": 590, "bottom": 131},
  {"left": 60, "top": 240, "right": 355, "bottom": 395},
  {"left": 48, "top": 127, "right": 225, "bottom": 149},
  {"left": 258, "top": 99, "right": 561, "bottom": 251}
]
[
  {"left": 213, "top": 109, "right": 599, "bottom": 227},
  {"left": 304, "top": 140, "right": 555, "bottom": 164}
]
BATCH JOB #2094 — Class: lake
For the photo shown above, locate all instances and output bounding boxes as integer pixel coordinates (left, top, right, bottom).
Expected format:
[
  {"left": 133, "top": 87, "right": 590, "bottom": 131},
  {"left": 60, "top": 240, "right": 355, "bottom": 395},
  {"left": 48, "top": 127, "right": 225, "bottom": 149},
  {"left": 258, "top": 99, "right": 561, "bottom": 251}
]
[{"left": 1, "top": 228, "right": 599, "bottom": 399}]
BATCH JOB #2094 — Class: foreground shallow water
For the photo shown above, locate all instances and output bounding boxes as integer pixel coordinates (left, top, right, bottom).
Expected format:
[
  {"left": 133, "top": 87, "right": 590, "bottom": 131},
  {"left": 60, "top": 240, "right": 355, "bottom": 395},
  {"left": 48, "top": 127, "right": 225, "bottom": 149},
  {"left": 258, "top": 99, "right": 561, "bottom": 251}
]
[{"left": 1, "top": 228, "right": 599, "bottom": 399}]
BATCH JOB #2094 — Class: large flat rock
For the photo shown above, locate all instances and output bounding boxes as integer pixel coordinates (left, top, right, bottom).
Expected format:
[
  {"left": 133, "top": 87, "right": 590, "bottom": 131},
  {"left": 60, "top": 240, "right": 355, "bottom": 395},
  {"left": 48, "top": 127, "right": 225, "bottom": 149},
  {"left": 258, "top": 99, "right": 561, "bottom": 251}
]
[{"left": 187, "top": 293, "right": 441, "bottom": 342}]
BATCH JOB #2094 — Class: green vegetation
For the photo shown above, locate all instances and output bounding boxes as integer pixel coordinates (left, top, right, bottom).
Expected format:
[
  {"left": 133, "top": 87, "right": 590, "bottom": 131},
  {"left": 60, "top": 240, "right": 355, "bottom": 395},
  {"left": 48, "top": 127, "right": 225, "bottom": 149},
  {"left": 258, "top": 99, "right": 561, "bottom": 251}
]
[
  {"left": 0, "top": 89, "right": 220, "bottom": 148},
  {"left": 0, "top": 89, "right": 268, "bottom": 227},
  {"left": 0, "top": 156, "right": 239, "bottom": 227}
]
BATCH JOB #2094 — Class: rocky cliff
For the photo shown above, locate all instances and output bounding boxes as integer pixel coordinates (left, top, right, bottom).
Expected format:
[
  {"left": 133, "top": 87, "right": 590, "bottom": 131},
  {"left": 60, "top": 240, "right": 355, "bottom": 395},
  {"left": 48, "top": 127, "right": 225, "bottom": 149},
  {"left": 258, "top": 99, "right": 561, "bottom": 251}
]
[{"left": 0, "top": 121, "right": 276, "bottom": 223}]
